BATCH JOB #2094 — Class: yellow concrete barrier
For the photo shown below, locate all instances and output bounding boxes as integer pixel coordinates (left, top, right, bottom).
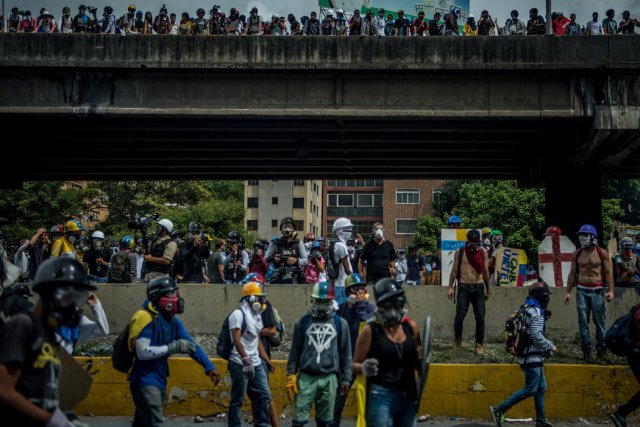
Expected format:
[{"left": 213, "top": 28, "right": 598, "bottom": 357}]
[{"left": 74, "top": 357, "right": 636, "bottom": 419}]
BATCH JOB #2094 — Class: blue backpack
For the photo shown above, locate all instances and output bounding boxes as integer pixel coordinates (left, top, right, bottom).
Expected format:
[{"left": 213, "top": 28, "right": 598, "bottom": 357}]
[{"left": 605, "top": 306, "right": 639, "bottom": 357}]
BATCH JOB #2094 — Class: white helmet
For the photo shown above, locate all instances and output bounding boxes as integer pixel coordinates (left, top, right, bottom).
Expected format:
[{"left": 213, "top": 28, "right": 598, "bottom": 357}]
[
  {"left": 91, "top": 231, "right": 105, "bottom": 240},
  {"left": 332, "top": 217, "right": 353, "bottom": 232},
  {"left": 468, "top": 14, "right": 474, "bottom": 18},
  {"left": 336, "top": 9, "right": 343, "bottom": 14},
  {"left": 157, "top": 219, "right": 174, "bottom": 234}
]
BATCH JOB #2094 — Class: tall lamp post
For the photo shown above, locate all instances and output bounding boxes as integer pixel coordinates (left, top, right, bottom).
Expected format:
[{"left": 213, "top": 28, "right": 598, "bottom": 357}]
[{"left": 546, "top": 0, "right": 552, "bottom": 35}]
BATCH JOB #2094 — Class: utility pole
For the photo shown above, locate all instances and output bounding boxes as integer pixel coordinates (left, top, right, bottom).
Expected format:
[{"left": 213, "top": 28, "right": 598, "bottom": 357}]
[
  {"left": 546, "top": 0, "right": 552, "bottom": 35},
  {"left": 2, "top": 0, "right": 5, "bottom": 33}
]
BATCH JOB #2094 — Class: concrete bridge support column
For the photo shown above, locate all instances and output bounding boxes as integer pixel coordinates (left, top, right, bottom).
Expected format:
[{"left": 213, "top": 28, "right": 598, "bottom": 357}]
[{"left": 545, "top": 166, "right": 603, "bottom": 238}]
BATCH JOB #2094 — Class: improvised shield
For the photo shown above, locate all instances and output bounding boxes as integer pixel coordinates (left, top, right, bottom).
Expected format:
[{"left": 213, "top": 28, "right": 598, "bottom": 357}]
[{"left": 416, "top": 316, "right": 432, "bottom": 410}]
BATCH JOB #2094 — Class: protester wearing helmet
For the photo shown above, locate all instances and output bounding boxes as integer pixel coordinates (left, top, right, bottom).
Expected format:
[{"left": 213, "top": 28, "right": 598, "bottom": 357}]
[
  {"left": 352, "top": 278, "right": 420, "bottom": 427},
  {"left": 448, "top": 229, "right": 491, "bottom": 355},
  {"left": 286, "top": 281, "right": 351, "bottom": 427},
  {"left": 118, "top": 4, "right": 137, "bottom": 34},
  {"left": 82, "top": 230, "right": 110, "bottom": 283},
  {"left": 565, "top": 224, "right": 614, "bottom": 360},
  {"left": 0, "top": 257, "right": 97, "bottom": 426},
  {"left": 487, "top": 229, "right": 504, "bottom": 284},
  {"left": 127, "top": 276, "right": 220, "bottom": 425},
  {"left": 481, "top": 227, "right": 492, "bottom": 248},
  {"left": 58, "top": 6, "right": 73, "bottom": 32},
  {"left": 359, "top": 222, "right": 397, "bottom": 286},
  {"left": 490, "top": 281, "right": 556, "bottom": 427},
  {"left": 244, "top": 6, "right": 263, "bottom": 35},
  {"left": 224, "top": 231, "right": 250, "bottom": 284},
  {"left": 175, "top": 222, "right": 210, "bottom": 284},
  {"left": 144, "top": 219, "right": 178, "bottom": 282},
  {"left": 328, "top": 217, "right": 355, "bottom": 303},
  {"left": 265, "top": 217, "right": 308, "bottom": 284},
  {"left": 227, "top": 282, "right": 273, "bottom": 427},
  {"left": 192, "top": 7, "right": 209, "bottom": 34},
  {"left": 50, "top": 219, "right": 83, "bottom": 259},
  {"left": 334, "top": 273, "right": 375, "bottom": 426},
  {"left": 614, "top": 237, "right": 640, "bottom": 287},
  {"left": 447, "top": 215, "right": 462, "bottom": 229},
  {"left": 72, "top": 5, "right": 90, "bottom": 32}
]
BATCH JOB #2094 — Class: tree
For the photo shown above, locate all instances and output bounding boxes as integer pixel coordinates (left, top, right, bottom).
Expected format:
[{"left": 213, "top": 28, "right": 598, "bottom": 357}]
[
  {"left": 602, "top": 198, "right": 625, "bottom": 243},
  {"left": 602, "top": 180, "right": 640, "bottom": 225},
  {"left": 413, "top": 215, "right": 446, "bottom": 255},
  {"left": 433, "top": 180, "right": 464, "bottom": 216}
]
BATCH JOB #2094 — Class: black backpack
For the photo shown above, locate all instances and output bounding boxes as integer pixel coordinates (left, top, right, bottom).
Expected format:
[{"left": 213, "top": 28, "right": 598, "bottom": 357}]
[
  {"left": 326, "top": 242, "right": 340, "bottom": 281},
  {"left": 216, "top": 309, "right": 246, "bottom": 360},
  {"left": 504, "top": 305, "right": 532, "bottom": 357},
  {"left": 606, "top": 306, "right": 639, "bottom": 357},
  {"left": 112, "top": 313, "right": 155, "bottom": 373}
]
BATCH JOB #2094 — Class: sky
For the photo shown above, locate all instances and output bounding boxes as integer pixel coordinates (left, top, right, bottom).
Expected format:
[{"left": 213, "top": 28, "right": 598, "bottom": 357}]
[{"left": 13, "top": 0, "right": 638, "bottom": 23}]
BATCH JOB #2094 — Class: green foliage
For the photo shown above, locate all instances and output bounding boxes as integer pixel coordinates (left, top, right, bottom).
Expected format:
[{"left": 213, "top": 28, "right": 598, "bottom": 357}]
[
  {"left": 413, "top": 215, "right": 446, "bottom": 255},
  {"left": 433, "top": 180, "right": 464, "bottom": 216},
  {"left": 602, "top": 180, "right": 640, "bottom": 225},
  {"left": 201, "top": 181, "right": 244, "bottom": 201},
  {"left": 602, "top": 199, "right": 625, "bottom": 242}
]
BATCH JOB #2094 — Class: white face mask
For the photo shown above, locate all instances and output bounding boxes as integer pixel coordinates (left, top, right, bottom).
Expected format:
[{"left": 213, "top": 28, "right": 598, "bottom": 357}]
[
  {"left": 578, "top": 235, "right": 593, "bottom": 248},
  {"left": 374, "top": 229, "right": 384, "bottom": 239},
  {"left": 336, "top": 229, "right": 352, "bottom": 243},
  {"left": 68, "top": 235, "right": 77, "bottom": 243}
]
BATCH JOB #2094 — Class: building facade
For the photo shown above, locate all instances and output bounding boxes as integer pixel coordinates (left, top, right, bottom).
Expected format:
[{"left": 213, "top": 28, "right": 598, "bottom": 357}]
[{"left": 244, "top": 180, "right": 323, "bottom": 240}]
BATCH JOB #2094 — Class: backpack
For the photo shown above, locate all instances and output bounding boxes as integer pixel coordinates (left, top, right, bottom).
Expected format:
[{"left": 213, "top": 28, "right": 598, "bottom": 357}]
[
  {"left": 216, "top": 309, "right": 246, "bottom": 360},
  {"left": 268, "top": 307, "right": 285, "bottom": 347},
  {"left": 504, "top": 305, "right": 532, "bottom": 357},
  {"left": 326, "top": 242, "right": 341, "bottom": 281},
  {"left": 112, "top": 312, "right": 155, "bottom": 373},
  {"left": 109, "top": 251, "right": 130, "bottom": 283},
  {"left": 605, "top": 306, "right": 640, "bottom": 357}
]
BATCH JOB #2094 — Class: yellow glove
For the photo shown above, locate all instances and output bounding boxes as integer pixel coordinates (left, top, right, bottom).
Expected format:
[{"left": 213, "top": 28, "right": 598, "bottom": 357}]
[{"left": 286, "top": 374, "right": 299, "bottom": 401}]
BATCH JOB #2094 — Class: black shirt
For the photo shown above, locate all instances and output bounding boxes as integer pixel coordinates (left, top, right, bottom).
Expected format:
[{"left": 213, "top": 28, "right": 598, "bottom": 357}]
[
  {"left": 260, "top": 301, "right": 277, "bottom": 359},
  {"left": 82, "top": 247, "right": 111, "bottom": 277},
  {"left": 177, "top": 239, "right": 210, "bottom": 282},
  {"left": 361, "top": 239, "right": 397, "bottom": 281},
  {"left": 0, "top": 312, "right": 62, "bottom": 426}
]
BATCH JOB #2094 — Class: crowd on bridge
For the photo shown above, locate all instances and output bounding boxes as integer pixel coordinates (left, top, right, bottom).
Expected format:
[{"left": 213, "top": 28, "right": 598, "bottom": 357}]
[
  {"left": 4, "top": 4, "right": 640, "bottom": 36},
  {"left": 2, "top": 212, "right": 640, "bottom": 427}
]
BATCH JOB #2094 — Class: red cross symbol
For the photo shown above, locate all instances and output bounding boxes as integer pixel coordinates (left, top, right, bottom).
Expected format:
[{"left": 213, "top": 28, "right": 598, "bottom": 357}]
[{"left": 539, "top": 235, "right": 573, "bottom": 287}]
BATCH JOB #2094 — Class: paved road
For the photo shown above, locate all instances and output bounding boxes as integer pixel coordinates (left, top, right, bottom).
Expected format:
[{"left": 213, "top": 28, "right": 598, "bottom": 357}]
[{"left": 84, "top": 416, "right": 612, "bottom": 426}]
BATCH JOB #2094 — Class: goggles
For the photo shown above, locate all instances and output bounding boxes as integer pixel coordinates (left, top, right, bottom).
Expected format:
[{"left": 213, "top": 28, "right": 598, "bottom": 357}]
[
  {"left": 347, "top": 286, "right": 366, "bottom": 295},
  {"left": 312, "top": 298, "right": 332, "bottom": 305},
  {"left": 52, "top": 285, "right": 89, "bottom": 308},
  {"left": 380, "top": 296, "right": 406, "bottom": 311}
]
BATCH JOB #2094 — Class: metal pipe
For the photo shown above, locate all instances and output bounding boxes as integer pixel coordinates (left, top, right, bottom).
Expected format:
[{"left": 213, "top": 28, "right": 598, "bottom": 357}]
[{"left": 546, "top": 0, "right": 552, "bottom": 35}]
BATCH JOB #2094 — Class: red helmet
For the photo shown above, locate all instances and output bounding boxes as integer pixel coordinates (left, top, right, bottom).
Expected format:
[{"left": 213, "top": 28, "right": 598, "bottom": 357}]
[{"left": 544, "top": 226, "right": 562, "bottom": 236}]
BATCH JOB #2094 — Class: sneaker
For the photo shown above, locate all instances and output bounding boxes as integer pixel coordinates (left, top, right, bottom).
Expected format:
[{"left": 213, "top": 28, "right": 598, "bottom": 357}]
[
  {"left": 583, "top": 348, "right": 593, "bottom": 362},
  {"left": 610, "top": 412, "right": 627, "bottom": 427},
  {"left": 475, "top": 343, "right": 485, "bottom": 356},
  {"left": 536, "top": 419, "right": 553, "bottom": 427},
  {"left": 490, "top": 406, "right": 504, "bottom": 427},
  {"left": 453, "top": 338, "right": 462, "bottom": 348}
]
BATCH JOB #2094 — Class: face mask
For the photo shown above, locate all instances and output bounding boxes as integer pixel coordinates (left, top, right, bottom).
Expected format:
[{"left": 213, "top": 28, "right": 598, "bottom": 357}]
[
  {"left": 158, "top": 292, "right": 184, "bottom": 315},
  {"left": 375, "top": 307, "right": 406, "bottom": 326},
  {"left": 282, "top": 225, "right": 293, "bottom": 237},
  {"left": 94, "top": 240, "right": 104, "bottom": 249},
  {"left": 49, "top": 286, "right": 89, "bottom": 328},
  {"left": 68, "top": 234, "right": 78, "bottom": 243},
  {"left": 374, "top": 229, "right": 384, "bottom": 239},
  {"left": 484, "top": 239, "right": 491, "bottom": 247},
  {"left": 309, "top": 300, "right": 334, "bottom": 318},
  {"left": 467, "top": 241, "right": 481, "bottom": 251},
  {"left": 578, "top": 235, "right": 593, "bottom": 248},
  {"left": 252, "top": 301, "right": 266, "bottom": 313},
  {"left": 348, "top": 294, "right": 357, "bottom": 304},
  {"left": 492, "top": 236, "right": 503, "bottom": 246},
  {"left": 336, "top": 229, "right": 352, "bottom": 244}
]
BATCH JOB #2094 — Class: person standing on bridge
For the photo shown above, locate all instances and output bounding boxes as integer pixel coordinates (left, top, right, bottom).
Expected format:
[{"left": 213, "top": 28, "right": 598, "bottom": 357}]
[
  {"left": 526, "top": 8, "right": 546, "bottom": 35},
  {"left": 618, "top": 11, "right": 640, "bottom": 34},
  {"left": 348, "top": 10, "right": 362, "bottom": 36},
  {"left": 448, "top": 229, "right": 491, "bottom": 355},
  {"left": 303, "top": 11, "right": 321, "bottom": 35},
  {"left": 602, "top": 9, "right": 618, "bottom": 35},
  {"left": 564, "top": 224, "right": 615, "bottom": 361},
  {"left": 375, "top": 9, "right": 386, "bottom": 36},
  {"left": 504, "top": 10, "right": 526, "bottom": 35},
  {"left": 586, "top": 12, "right": 603, "bottom": 35}
]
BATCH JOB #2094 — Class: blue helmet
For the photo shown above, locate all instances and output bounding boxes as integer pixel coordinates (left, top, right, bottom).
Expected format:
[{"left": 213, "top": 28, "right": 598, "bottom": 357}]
[
  {"left": 345, "top": 273, "right": 365, "bottom": 288},
  {"left": 311, "top": 282, "right": 333, "bottom": 300},
  {"left": 242, "top": 273, "right": 265, "bottom": 285},
  {"left": 120, "top": 235, "right": 134, "bottom": 249},
  {"left": 448, "top": 215, "right": 461, "bottom": 225},
  {"left": 577, "top": 224, "right": 597, "bottom": 237},
  {"left": 311, "top": 240, "right": 322, "bottom": 248}
]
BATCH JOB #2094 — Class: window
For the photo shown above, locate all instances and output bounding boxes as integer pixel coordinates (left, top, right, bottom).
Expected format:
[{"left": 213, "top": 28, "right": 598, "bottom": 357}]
[
  {"left": 293, "top": 198, "right": 304, "bottom": 209},
  {"left": 310, "top": 200, "right": 313, "bottom": 213},
  {"left": 247, "top": 220, "right": 258, "bottom": 231},
  {"left": 396, "top": 219, "right": 418, "bottom": 235},
  {"left": 248, "top": 180, "right": 259, "bottom": 185},
  {"left": 272, "top": 219, "right": 278, "bottom": 227},
  {"left": 272, "top": 197, "right": 279, "bottom": 205},
  {"left": 396, "top": 189, "right": 420, "bottom": 204},
  {"left": 432, "top": 188, "right": 443, "bottom": 212},
  {"left": 247, "top": 197, "right": 259, "bottom": 208},
  {"left": 357, "top": 193, "right": 383, "bottom": 207},
  {"left": 327, "top": 193, "right": 354, "bottom": 207},
  {"left": 328, "top": 180, "right": 382, "bottom": 188},
  {"left": 294, "top": 180, "right": 304, "bottom": 186},
  {"left": 293, "top": 220, "right": 304, "bottom": 231}
]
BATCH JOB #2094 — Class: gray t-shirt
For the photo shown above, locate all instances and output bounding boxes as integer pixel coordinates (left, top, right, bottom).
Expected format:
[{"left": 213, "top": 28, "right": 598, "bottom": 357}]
[{"left": 207, "top": 250, "right": 225, "bottom": 284}]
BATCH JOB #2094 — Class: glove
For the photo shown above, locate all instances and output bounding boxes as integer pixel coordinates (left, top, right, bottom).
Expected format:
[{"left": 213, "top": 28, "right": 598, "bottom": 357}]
[
  {"left": 361, "top": 358, "right": 379, "bottom": 377},
  {"left": 286, "top": 374, "right": 299, "bottom": 401},
  {"left": 242, "top": 356, "right": 255, "bottom": 379},
  {"left": 167, "top": 339, "right": 196, "bottom": 355},
  {"left": 45, "top": 408, "right": 73, "bottom": 427}
]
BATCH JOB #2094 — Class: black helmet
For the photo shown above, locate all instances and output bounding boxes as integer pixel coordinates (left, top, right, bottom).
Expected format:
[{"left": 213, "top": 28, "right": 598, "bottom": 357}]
[
  {"left": 279, "top": 217, "right": 295, "bottom": 231},
  {"left": 251, "top": 7, "right": 258, "bottom": 14},
  {"left": 188, "top": 222, "right": 201, "bottom": 233},
  {"left": 197, "top": 8, "right": 205, "bottom": 14},
  {"left": 171, "top": 230, "right": 182, "bottom": 238},
  {"left": 33, "top": 257, "right": 96, "bottom": 294},
  {"left": 147, "top": 276, "right": 177, "bottom": 301},
  {"left": 373, "top": 278, "right": 405, "bottom": 305},
  {"left": 623, "top": 10, "right": 630, "bottom": 17},
  {"left": 12, "top": 7, "right": 19, "bottom": 13},
  {"left": 529, "top": 8, "right": 538, "bottom": 15},
  {"left": 529, "top": 281, "right": 551, "bottom": 308},
  {"left": 228, "top": 231, "right": 242, "bottom": 244},
  {"left": 467, "top": 229, "right": 481, "bottom": 242},
  {"left": 104, "top": 6, "right": 113, "bottom": 14},
  {"left": 63, "top": 6, "right": 70, "bottom": 13},
  {"left": 511, "top": 10, "right": 519, "bottom": 17}
]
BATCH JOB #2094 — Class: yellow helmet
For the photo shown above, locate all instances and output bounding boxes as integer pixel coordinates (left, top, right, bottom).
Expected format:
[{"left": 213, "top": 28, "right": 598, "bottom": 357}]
[
  {"left": 65, "top": 219, "right": 83, "bottom": 232},
  {"left": 128, "top": 4, "right": 136, "bottom": 11},
  {"left": 242, "top": 282, "right": 266, "bottom": 298},
  {"left": 482, "top": 227, "right": 492, "bottom": 235}
]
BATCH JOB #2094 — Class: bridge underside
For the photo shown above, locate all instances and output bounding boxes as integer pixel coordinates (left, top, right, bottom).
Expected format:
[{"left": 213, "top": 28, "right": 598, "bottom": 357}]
[{"left": 7, "top": 113, "right": 639, "bottom": 182}]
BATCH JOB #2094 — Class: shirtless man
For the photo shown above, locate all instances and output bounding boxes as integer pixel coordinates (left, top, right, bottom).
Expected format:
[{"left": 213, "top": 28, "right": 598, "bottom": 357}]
[
  {"left": 448, "top": 229, "right": 491, "bottom": 355},
  {"left": 564, "top": 224, "right": 614, "bottom": 360}
]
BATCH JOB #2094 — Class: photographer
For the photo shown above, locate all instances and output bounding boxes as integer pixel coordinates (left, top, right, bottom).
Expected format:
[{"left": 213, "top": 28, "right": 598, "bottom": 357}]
[
  {"left": 154, "top": 4, "right": 171, "bottom": 34},
  {"left": 176, "top": 222, "right": 210, "bottom": 284},
  {"left": 144, "top": 219, "right": 178, "bottom": 282},
  {"left": 227, "top": 231, "right": 250, "bottom": 271},
  {"left": 224, "top": 252, "right": 246, "bottom": 284},
  {"left": 304, "top": 240, "right": 326, "bottom": 283},
  {"left": 83, "top": 230, "right": 110, "bottom": 284},
  {"left": 208, "top": 5, "right": 225, "bottom": 35},
  {"left": 265, "top": 217, "right": 308, "bottom": 284},
  {"left": 248, "top": 240, "right": 269, "bottom": 278}
]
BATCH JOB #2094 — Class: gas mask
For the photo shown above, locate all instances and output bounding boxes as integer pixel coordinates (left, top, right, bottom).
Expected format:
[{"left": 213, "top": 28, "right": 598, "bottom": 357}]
[
  {"left": 336, "top": 229, "right": 352, "bottom": 244},
  {"left": 157, "top": 291, "right": 184, "bottom": 315},
  {"left": 281, "top": 224, "right": 294, "bottom": 237},
  {"left": 94, "top": 239, "right": 104, "bottom": 249},
  {"left": 374, "top": 229, "right": 384, "bottom": 240},
  {"left": 578, "top": 234, "right": 595, "bottom": 248},
  {"left": 375, "top": 297, "right": 407, "bottom": 326},
  {"left": 247, "top": 296, "right": 266, "bottom": 314},
  {"left": 47, "top": 285, "right": 89, "bottom": 328},
  {"left": 309, "top": 298, "right": 334, "bottom": 319},
  {"left": 68, "top": 234, "right": 80, "bottom": 243},
  {"left": 492, "top": 236, "right": 503, "bottom": 247}
]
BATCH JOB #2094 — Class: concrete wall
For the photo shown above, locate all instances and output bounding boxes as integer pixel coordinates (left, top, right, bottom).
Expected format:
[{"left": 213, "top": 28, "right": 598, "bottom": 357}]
[
  {"left": 90, "top": 284, "right": 640, "bottom": 340},
  {"left": 74, "top": 357, "right": 637, "bottom": 419}
]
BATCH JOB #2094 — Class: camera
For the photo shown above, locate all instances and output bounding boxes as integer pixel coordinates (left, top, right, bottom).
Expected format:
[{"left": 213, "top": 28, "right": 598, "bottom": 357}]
[
  {"left": 211, "top": 5, "right": 220, "bottom": 15},
  {"left": 87, "top": 6, "right": 98, "bottom": 14},
  {"left": 128, "top": 213, "right": 160, "bottom": 231}
]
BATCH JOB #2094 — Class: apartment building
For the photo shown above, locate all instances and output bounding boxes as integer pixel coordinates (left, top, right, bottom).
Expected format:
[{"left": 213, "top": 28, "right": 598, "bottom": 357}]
[{"left": 244, "top": 180, "right": 323, "bottom": 239}]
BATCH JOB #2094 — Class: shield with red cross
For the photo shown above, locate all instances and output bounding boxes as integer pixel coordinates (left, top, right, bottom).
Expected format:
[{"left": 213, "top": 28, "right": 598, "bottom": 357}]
[{"left": 538, "top": 235, "right": 576, "bottom": 287}]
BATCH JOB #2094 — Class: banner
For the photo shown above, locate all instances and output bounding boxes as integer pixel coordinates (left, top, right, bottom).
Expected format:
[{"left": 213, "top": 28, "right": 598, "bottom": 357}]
[
  {"left": 493, "top": 247, "right": 528, "bottom": 287},
  {"left": 319, "top": 0, "right": 470, "bottom": 19}
]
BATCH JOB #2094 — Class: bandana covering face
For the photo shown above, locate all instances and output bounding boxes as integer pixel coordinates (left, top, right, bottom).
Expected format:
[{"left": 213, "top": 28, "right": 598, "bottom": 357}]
[{"left": 464, "top": 243, "right": 484, "bottom": 274}]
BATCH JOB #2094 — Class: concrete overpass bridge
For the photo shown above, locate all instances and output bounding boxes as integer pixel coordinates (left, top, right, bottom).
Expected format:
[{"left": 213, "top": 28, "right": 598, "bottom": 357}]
[{"left": 1, "top": 34, "right": 639, "bottom": 232}]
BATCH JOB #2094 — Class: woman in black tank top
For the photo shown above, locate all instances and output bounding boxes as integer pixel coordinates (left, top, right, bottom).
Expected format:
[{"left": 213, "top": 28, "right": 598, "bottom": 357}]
[{"left": 352, "top": 279, "right": 420, "bottom": 427}]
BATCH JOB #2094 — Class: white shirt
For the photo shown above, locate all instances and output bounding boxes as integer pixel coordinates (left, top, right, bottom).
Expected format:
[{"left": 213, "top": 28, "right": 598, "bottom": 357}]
[
  {"left": 229, "top": 302, "right": 263, "bottom": 367},
  {"left": 586, "top": 20, "right": 602, "bottom": 35},
  {"left": 333, "top": 241, "right": 349, "bottom": 287},
  {"left": 56, "top": 301, "right": 110, "bottom": 353}
]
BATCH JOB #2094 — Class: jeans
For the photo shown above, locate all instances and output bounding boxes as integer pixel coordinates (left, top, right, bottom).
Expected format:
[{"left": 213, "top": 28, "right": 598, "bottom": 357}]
[
  {"left": 130, "top": 385, "right": 165, "bottom": 427},
  {"left": 334, "top": 286, "right": 347, "bottom": 305},
  {"left": 366, "top": 383, "right": 416, "bottom": 427},
  {"left": 618, "top": 352, "right": 640, "bottom": 418},
  {"left": 497, "top": 367, "right": 548, "bottom": 425},
  {"left": 454, "top": 285, "right": 485, "bottom": 343},
  {"left": 228, "top": 361, "right": 271, "bottom": 427},
  {"left": 576, "top": 288, "right": 606, "bottom": 351}
]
